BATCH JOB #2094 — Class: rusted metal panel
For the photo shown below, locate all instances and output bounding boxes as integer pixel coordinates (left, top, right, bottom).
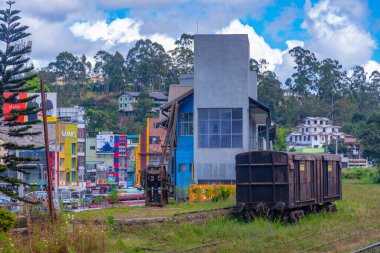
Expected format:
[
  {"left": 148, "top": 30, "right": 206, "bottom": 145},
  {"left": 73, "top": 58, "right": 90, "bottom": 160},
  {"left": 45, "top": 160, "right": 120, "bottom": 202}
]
[{"left": 236, "top": 151, "right": 342, "bottom": 214}]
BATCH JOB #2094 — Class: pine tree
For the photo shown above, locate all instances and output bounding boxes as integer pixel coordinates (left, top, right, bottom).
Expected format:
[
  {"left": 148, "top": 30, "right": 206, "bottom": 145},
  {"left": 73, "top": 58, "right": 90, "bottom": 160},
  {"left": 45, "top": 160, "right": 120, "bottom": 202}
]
[{"left": 0, "top": 1, "right": 42, "bottom": 202}]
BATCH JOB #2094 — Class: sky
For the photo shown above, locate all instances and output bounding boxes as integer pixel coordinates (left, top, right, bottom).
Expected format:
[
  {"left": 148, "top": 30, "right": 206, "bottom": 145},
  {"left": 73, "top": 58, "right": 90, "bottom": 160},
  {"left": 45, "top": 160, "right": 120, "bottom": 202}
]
[{"left": 10, "top": 0, "right": 380, "bottom": 82}]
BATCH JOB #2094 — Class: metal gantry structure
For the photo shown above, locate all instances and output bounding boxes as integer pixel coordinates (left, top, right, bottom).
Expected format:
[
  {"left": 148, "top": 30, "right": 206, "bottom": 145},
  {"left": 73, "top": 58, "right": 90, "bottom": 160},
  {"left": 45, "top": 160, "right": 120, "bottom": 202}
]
[{"left": 142, "top": 102, "right": 179, "bottom": 207}]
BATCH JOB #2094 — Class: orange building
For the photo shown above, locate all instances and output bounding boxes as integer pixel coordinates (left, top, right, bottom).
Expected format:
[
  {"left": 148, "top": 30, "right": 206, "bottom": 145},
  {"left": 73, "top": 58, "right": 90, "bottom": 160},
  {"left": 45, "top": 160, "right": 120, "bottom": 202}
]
[{"left": 135, "top": 118, "right": 167, "bottom": 187}]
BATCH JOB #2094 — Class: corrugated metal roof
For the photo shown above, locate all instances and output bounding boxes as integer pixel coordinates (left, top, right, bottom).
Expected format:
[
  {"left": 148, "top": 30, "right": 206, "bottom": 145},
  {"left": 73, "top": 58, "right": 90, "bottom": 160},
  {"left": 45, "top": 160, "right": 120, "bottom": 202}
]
[
  {"left": 168, "top": 85, "right": 193, "bottom": 102},
  {"left": 149, "top": 92, "right": 167, "bottom": 100}
]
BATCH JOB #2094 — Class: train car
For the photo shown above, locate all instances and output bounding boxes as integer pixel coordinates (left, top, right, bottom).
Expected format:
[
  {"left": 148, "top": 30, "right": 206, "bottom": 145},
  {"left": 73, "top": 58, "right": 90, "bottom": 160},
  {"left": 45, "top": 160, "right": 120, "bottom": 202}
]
[{"left": 235, "top": 151, "right": 341, "bottom": 222}]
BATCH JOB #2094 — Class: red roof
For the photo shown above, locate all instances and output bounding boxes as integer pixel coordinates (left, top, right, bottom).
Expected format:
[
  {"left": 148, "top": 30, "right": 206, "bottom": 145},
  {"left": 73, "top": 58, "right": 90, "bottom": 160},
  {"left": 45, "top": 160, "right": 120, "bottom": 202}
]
[{"left": 344, "top": 137, "right": 358, "bottom": 143}]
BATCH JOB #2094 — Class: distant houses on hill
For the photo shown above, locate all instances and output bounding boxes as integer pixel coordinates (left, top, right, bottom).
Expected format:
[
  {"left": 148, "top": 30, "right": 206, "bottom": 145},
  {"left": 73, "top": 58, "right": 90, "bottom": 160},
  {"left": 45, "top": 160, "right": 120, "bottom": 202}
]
[{"left": 286, "top": 117, "right": 346, "bottom": 150}]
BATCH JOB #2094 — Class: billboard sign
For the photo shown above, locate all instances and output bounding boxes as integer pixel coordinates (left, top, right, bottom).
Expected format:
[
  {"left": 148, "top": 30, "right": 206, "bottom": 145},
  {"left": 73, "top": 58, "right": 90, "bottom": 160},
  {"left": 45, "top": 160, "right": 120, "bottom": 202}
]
[
  {"left": 96, "top": 134, "right": 115, "bottom": 153},
  {"left": 3, "top": 92, "right": 57, "bottom": 122}
]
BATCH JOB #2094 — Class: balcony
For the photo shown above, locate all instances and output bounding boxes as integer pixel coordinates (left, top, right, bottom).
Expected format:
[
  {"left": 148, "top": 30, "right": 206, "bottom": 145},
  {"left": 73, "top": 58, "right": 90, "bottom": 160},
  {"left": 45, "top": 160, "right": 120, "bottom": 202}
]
[{"left": 250, "top": 137, "right": 267, "bottom": 151}]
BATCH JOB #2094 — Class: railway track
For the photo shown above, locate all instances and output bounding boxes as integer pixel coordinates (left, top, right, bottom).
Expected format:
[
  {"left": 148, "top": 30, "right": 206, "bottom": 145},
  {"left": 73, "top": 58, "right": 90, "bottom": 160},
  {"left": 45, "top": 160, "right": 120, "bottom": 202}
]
[
  {"left": 262, "top": 209, "right": 380, "bottom": 252},
  {"left": 352, "top": 242, "right": 380, "bottom": 253}
]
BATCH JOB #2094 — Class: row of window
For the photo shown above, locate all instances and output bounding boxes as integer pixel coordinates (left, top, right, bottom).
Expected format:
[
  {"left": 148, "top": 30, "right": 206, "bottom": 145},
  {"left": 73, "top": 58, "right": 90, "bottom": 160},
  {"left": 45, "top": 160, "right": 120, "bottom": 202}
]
[
  {"left": 306, "top": 119, "right": 328, "bottom": 125},
  {"left": 59, "top": 143, "right": 77, "bottom": 154},
  {"left": 289, "top": 135, "right": 328, "bottom": 142},
  {"left": 119, "top": 96, "right": 136, "bottom": 102},
  {"left": 59, "top": 157, "right": 77, "bottom": 169},
  {"left": 178, "top": 109, "right": 243, "bottom": 148},
  {"left": 301, "top": 127, "right": 339, "bottom": 133},
  {"left": 59, "top": 171, "right": 77, "bottom": 183}
]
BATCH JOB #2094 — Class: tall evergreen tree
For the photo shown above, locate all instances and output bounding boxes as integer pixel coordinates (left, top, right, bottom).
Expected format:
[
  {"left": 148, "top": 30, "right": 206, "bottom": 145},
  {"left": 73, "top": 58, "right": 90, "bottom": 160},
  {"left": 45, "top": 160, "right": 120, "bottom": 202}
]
[{"left": 0, "top": 1, "right": 42, "bottom": 201}]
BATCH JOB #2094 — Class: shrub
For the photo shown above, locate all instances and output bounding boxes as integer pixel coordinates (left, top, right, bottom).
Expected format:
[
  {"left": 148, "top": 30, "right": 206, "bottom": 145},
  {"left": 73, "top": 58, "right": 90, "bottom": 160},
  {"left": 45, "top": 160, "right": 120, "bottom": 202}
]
[
  {"left": 220, "top": 186, "right": 231, "bottom": 199},
  {"left": 211, "top": 186, "right": 231, "bottom": 202},
  {"left": 0, "top": 208, "right": 16, "bottom": 233},
  {"left": 108, "top": 189, "right": 119, "bottom": 204},
  {"left": 366, "top": 166, "right": 380, "bottom": 184},
  {"left": 193, "top": 187, "right": 202, "bottom": 202},
  {"left": 342, "top": 168, "right": 370, "bottom": 179}
]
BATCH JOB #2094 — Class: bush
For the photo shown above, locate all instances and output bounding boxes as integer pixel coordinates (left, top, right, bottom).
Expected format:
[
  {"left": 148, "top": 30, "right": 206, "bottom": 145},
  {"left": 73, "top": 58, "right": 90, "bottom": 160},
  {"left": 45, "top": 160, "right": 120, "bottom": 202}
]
[
  {"left": 0, "top": 208, "right": 16, "bottom": 233},
  {"left": 367, "top": 166, "right": 380, "bottom": 184},
  {"left": 211, "top": 186, "right": 231, "bottom": 202},
  {"left": 342, "top": 167, "right": 380, "bottom": 184},
  {"left": 342, "top": 168, "right": 370, "bottom": 179},
  {"left": 108, "top": 189, "right": 119, "bottom": 204}
]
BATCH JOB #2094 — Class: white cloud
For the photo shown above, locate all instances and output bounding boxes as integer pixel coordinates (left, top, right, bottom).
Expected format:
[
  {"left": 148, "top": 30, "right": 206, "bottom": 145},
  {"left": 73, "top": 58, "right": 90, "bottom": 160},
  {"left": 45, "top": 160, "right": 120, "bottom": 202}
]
[
  {"left": 70, "top": 18, "right": 143, "bottom": 47},
  {"left": 217, "top": 19, "right": 283, "bottom": 70},
  {"left": 70, "top": 18, "right": 176, "bottom": 51},
  {"left": 147, "top": 34, "right": 176, "bottom": 51},
  {"left": 364, "top": 60, "right": 380, "bottom": 76},
  {"left": 275, "top": 40, "right": 304, "bottom": 84},
  {"left": 302, "top": 0, "right": 376, "bottom": 66}
]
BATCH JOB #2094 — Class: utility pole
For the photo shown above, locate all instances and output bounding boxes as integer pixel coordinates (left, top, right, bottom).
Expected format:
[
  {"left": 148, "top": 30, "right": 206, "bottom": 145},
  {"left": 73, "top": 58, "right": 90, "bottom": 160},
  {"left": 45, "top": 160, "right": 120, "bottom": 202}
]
[{"left": 40, "top": 79, "right": 55, "bottom": 222}]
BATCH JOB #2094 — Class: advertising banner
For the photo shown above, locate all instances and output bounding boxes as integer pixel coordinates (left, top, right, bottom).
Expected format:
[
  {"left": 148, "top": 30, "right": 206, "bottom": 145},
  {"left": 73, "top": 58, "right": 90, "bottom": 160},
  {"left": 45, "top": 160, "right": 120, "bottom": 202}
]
[
  {"left": 97, "top": 134, "right": 115, "bottom": 153},
  {"left": 3, "top": 92, "right": 57, "bottom": 122}
]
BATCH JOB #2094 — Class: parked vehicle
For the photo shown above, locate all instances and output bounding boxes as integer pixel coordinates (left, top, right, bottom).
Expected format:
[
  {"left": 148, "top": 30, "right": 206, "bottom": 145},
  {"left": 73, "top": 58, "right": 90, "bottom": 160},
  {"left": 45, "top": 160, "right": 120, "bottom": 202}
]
[{"left": 235, "top": 151, "right": 342, "bottom": 222}]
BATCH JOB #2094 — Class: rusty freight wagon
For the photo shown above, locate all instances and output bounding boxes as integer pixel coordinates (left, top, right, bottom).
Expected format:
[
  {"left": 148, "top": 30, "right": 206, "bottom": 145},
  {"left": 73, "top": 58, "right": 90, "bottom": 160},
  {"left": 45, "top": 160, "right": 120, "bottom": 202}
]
[{"left": 235, "top": 151, "right": 341, "bottom": 222}]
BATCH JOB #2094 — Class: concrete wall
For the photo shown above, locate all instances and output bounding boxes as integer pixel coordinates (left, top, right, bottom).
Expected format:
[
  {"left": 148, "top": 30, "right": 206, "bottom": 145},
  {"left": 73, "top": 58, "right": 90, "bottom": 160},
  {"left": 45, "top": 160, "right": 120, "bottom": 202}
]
[{"left": 193, "top": 34, "right": 253, "bottom": 183}]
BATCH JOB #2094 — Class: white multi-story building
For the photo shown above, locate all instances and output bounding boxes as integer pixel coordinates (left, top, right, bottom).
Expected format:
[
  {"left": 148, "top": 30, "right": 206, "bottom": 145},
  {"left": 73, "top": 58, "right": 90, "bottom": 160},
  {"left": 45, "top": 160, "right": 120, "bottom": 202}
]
[
  {"left": 118, "top": 92, "right": 168, "bottom": 117},
  {"left": 287, "top": 117, "right": 346, "bottom": 149}
]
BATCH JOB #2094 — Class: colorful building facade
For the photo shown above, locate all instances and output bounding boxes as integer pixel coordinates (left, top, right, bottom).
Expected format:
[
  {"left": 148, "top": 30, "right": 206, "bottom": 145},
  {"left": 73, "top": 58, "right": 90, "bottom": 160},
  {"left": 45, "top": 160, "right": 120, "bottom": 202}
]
[{"left": 56, "top": 122, "right": 78, "bottom": 187}]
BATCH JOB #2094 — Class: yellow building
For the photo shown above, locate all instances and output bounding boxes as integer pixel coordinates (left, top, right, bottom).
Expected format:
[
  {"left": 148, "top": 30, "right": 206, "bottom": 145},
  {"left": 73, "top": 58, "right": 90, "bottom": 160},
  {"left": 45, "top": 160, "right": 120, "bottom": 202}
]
[{"left": 56, "top": 122, "right": 78, "bottom": 187}]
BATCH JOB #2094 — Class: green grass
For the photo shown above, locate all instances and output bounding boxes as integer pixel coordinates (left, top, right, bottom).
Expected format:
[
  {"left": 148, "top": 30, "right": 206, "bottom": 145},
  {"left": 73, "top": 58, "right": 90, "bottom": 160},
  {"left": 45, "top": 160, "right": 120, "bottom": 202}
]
[
  {"left": 73, "top": 198, "right": 235, "bottom": 220},
  {"left": 101, "top": 180, "right": 380, "bottom": 252},
  {"left": 5, "top": 180, "right": 380, "bottom": 253}
]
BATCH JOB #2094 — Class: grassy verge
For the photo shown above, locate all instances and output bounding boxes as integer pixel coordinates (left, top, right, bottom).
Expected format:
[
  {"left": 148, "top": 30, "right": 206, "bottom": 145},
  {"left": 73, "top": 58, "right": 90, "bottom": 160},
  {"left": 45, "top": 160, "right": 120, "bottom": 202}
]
[
  {"left": 73, "top": 198, "right": 235, "bottom": 220},
  {"left": 2, "top": 179, "right": 380, "bottom": 252},
  {"left": 342, "top": 167, "right": 380, "bottom": 183}
]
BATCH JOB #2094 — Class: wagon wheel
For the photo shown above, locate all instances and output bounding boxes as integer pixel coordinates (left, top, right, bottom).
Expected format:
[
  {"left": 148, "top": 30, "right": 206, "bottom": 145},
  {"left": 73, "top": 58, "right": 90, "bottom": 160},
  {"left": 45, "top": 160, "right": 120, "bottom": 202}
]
[
  {"left": 281, "top": 212, "right": 290, "bottom": 223},
  {"left": 298, "top": 210, "right": 304, "bottom": 220},
  {"left": 244, "top": 210, "right": 255, "bottom": 221},
  {"left": 289, "top": 211, "right": 298, "bottom": 223}
]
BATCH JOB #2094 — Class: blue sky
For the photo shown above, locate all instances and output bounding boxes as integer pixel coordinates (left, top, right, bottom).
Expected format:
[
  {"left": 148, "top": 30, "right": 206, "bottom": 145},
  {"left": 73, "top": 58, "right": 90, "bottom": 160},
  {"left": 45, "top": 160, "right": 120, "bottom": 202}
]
[{"left": 13, "top": 0, "right": 380, "bottom": 80}]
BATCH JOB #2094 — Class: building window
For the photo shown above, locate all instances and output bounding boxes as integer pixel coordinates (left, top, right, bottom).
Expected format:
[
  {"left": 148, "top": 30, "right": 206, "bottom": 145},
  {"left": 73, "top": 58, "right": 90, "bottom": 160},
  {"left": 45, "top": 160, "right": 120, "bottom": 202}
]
[
  {"left": 198, "top": 108, "right": 242, "bottom": 148},
  {"left": 314, "top": 136, "right": 317, "bottom": 141},
  {"left": 59, "top": 171, "right": 64, "bottom": 182},
  {"left": 308, "top": 136, "right": 311, "bottom": 141},
  {"left": 323, "top": 128, "right": 326, "bottom": 132},
  {"left": 320, "top": 120, "right": 323, "bottom": 125},
  {"left": 59, "top": 158, "right": 64, "bottom": 168},
  {"left": 314, "top": 120, "right": 317, "bottom": 124},
  {"left": 72, "top": 172, "right": 76, "bottom": 182},
  {"left": 304, "top": 136, "right": 306, "bottom": 141},
  {"left": 290, "top": 136, "right": 292, "bottom": 142},
  {"left": 180, "top": 112, "right": 193, "bottom": 136},
  {"left": 306, "top": 128, "right": 308, "bottom": 132},
  {"left": 295, "top": 136, "right": 297, "bottom": 141},
  {"left": 314, "top": 128, "right": 317, "bottom": 131},
  {"left": 90, "top": 146, "right": 95, "bottom": 150},
  {"left": 71, "top": 158, "right": 76, "bottom": 169},
  {"left": 71, "top": 143, "right": 76, "bottom": 155},
  {"left": 179, "top": 164, "right": 186, "bottom": 172},
  {"left": 59, "top": 143, "right": 64, "bottom": 152},
  {"left": 307, "top": 120, "right": 310, "bottom": 125},
  {"left": 153, "top": 123, "right": 160, "bottom": 129},
  {"left": 332, "top": 128, "right": 335, "bottom": 132}
]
